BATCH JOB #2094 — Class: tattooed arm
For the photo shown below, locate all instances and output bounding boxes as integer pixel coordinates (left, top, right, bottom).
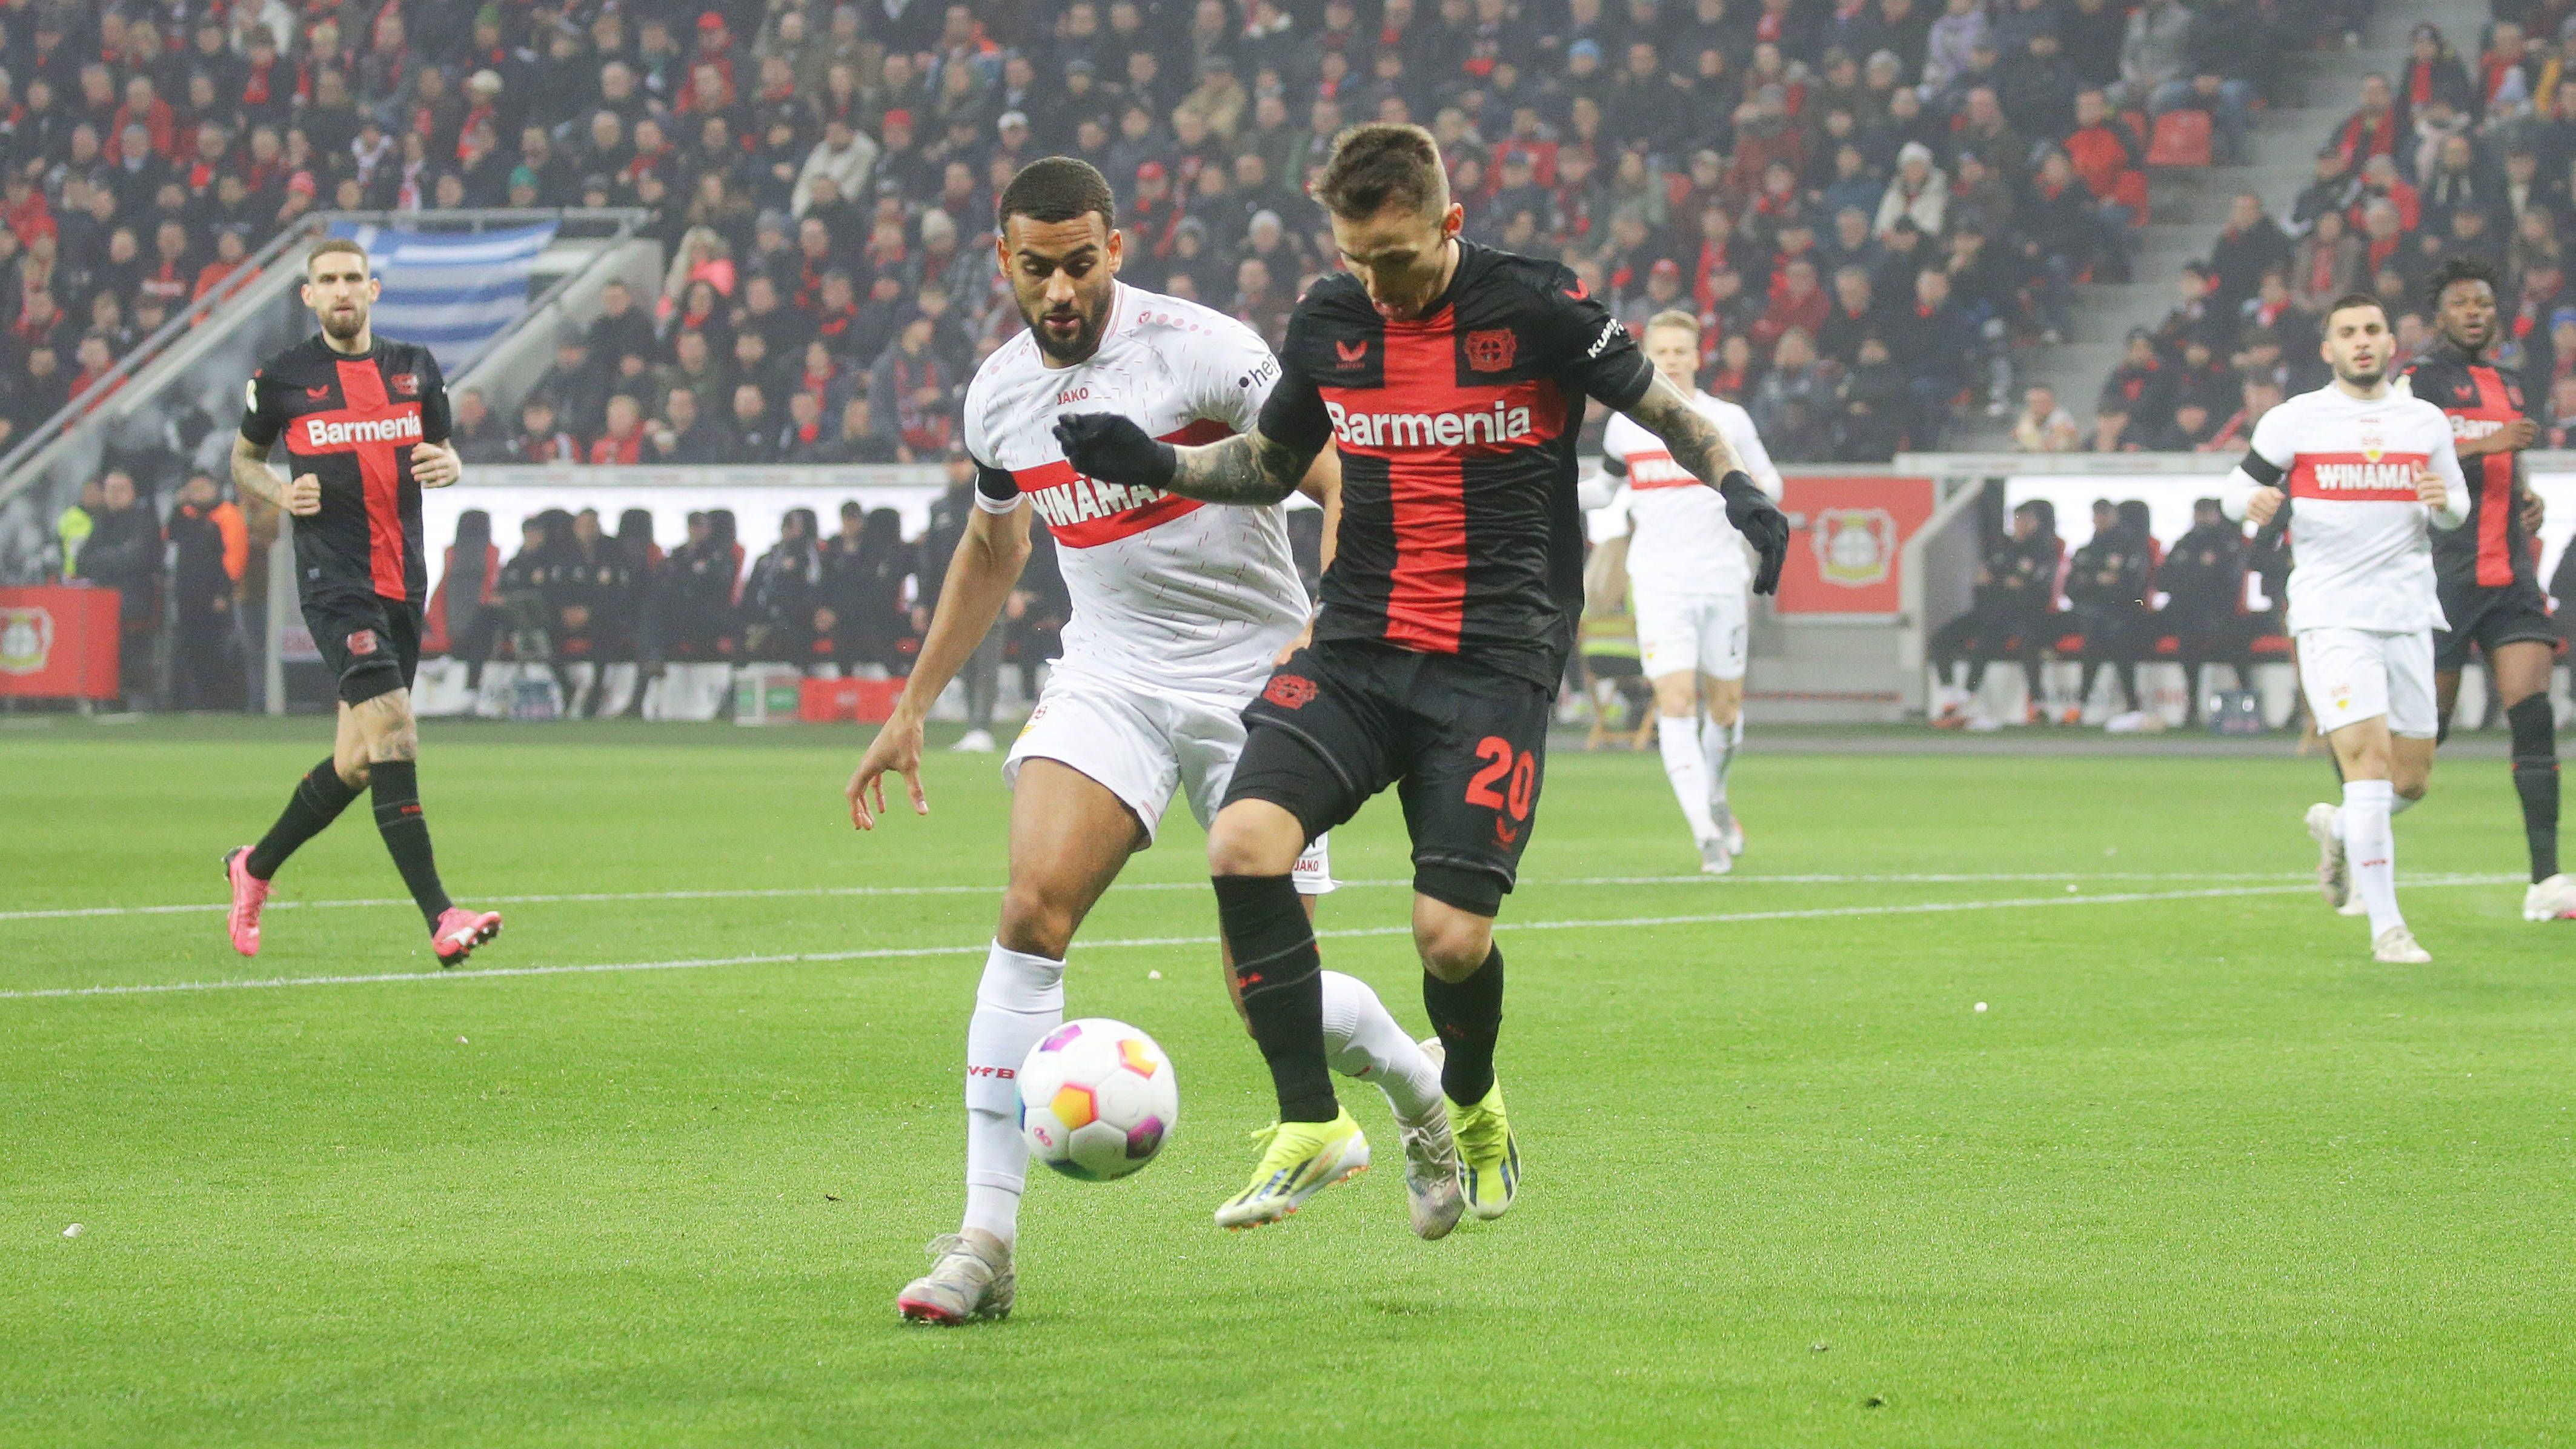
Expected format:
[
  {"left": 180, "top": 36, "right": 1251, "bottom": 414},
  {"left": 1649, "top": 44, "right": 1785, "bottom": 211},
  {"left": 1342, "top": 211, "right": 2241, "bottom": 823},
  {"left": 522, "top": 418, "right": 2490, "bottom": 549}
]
[
  {"left": 1623, "top": 372, "right": 1749, "bottom": 485},
  {"left": 1051, "top": 414, "right": 1321, "bottom": 506},
  {"left": 1616, "top": 373, "right": 1794, "bottom": 594}
]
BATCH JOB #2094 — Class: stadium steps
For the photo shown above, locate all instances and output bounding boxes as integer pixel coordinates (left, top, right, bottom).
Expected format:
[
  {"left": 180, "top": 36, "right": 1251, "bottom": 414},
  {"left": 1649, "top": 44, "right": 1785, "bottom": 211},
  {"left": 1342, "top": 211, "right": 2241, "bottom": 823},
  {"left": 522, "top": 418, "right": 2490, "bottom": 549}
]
[{"left": 1962, "top": 3, "right": 2424, "bottom": 448}]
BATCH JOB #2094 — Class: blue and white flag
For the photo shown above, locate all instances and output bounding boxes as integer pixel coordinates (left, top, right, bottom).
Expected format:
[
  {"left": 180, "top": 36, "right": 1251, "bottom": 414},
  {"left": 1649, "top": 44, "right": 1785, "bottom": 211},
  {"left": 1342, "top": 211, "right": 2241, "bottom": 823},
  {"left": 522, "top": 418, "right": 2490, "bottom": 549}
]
[{"left": 325, "top": 220, "right": 558, "bottom": 370}]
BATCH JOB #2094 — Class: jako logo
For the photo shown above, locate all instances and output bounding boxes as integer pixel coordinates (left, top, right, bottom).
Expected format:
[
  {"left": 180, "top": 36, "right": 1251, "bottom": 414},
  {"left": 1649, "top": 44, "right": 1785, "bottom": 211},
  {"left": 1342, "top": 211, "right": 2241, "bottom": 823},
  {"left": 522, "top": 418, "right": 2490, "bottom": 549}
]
[{"left": 1325, "top": 399, "right": 1533, "bottom": 449}]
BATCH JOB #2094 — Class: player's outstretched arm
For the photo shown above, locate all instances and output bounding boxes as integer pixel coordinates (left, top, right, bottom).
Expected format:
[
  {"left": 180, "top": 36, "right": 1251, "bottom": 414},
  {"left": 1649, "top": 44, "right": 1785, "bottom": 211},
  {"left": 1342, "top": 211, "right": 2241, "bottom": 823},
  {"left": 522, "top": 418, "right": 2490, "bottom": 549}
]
[
  {"left": 1621, "top": 374, "right": 1793, "bottom": 594},
  {"left": 847, "top": 503, "right": 1034, "bottom": 830},
  {"left": 1053, "top": 413, "right": 1320, "bottom": 506}
]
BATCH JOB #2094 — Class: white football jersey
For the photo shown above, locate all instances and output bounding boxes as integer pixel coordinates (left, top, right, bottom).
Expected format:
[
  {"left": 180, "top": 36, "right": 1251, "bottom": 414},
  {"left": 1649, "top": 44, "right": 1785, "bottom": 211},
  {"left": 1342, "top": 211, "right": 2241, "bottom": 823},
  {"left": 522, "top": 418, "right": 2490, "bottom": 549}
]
[
  {"left": 1598, "top": 390, "right": 1782, "bottom": 597},
  {"left": 2222, "top": 383, "right": 2469, "bottom": 634},
  {"left": 964, "top": 283, "right": 1308, "bottom": 703}
]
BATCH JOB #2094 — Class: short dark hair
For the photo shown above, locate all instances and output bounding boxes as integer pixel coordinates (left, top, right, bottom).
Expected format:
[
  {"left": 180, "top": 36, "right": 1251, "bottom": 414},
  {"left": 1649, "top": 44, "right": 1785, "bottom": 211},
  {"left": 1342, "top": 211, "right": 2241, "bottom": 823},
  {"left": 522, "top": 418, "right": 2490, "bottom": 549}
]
[
  {"left": 995, "top": 156, "right": 1117, "bottom": 233},
  {"left": 305, "top": 236, "right": 367, "bottom": 271},
  {"left": 2426, "top": 253, "right": 2500, "bottom": 309},
  {"left": 2321, "top": 292, "right": 2386, "bottom": 334},
  {"left": 1315, "top": 122, "right": 1446, "bottom": 220}
]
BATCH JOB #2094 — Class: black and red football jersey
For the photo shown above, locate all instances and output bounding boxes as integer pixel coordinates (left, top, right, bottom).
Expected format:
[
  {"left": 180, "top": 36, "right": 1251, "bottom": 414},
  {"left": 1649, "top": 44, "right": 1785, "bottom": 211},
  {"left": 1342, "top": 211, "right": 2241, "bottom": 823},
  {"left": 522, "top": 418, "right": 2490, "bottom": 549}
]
[
  {"left": 1260, "top": 241, "right": 1655, "bottom": 687},
  {"left": 239, "top": 334, "right": 453, "bottom": 606},
  {"left": 2402, "top": 339, "right": 2533, "bottom": 589}
]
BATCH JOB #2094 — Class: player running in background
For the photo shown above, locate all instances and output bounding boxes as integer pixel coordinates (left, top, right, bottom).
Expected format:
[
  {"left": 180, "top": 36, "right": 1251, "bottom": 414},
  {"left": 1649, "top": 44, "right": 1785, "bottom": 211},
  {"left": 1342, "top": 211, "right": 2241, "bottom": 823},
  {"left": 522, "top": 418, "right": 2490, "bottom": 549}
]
[
  {"left": 1596, "top": 308, "right": 1782, "bottom": 873},
  {"left": 1056, "top": 124, "right": 1791, "bottom": 1228},
  {"left": 221, "top": 239, "right": 500, "bottom": 966},
  {"left": 2397, "top": 257, "right": 2576, "bottom": 921},
  {"left": 848, "top": 159, "right": 1461, "bottom": 1325},
  {"left": 2225, "top": 294, "right": 2468, "bottom": 963}
]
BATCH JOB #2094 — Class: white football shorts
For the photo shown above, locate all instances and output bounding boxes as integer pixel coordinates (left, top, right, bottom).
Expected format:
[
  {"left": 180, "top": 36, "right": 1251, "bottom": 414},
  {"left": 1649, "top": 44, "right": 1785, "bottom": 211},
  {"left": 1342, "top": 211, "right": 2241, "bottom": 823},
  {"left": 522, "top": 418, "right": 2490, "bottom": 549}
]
[
  {"left": 1004, "top": 671, "right": 1334, "bottom": 893},
  {"left": 1633, "top": 588, "right": 1749, "bottom": 681},
  {"left": 2295, "top": 625, "right": 2437, "bottom": 740}
]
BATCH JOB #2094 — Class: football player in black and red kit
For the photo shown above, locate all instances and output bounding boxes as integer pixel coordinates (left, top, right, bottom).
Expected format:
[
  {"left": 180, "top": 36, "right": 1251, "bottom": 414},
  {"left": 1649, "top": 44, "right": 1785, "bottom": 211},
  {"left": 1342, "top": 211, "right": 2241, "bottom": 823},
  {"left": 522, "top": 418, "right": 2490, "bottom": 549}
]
[
  {"left": 1057, "top": 123, "right": 1790, "bottom": 1229},
  {"left": 219, "top": 237, "right": 505, "bottom": 965},
  {"left": 2402, "top": 257, "right": 2576, "bottom": 921}
]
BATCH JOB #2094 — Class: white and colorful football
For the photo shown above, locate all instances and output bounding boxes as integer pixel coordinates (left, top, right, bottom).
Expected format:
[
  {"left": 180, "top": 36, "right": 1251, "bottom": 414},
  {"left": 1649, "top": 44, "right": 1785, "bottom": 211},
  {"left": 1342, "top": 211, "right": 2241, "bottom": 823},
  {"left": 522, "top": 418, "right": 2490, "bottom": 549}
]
[{"left": 1018, "top": 1018, "right": 1180, "bottom": 1181}]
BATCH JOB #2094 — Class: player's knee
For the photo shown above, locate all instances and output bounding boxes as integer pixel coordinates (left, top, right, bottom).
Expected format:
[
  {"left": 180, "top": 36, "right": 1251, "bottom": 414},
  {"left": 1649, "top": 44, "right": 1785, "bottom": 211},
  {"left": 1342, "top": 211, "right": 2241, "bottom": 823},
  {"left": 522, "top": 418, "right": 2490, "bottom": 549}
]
[
  {"left": 1412, "top": 901, "right": 1493, "bottom": 980},
  {"left": 995, "top": 883, "right": 1078, "bottom": 960},
  {"left": 1207, "top": 801, "right": 1304, "bottom": 877},
  {"left": 1649, "top": 674, "right": 1697, "bottom": 717}
]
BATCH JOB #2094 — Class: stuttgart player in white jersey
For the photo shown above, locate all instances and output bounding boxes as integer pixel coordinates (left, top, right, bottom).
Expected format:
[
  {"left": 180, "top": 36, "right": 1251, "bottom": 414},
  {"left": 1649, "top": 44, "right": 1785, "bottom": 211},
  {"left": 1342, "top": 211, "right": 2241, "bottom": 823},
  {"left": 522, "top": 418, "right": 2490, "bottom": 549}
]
[
  {"left": 846, "top": 159, "right": 1461, "bottom": 1326},
  {"left": 2223, "top": 294, "right": 2468, "bottom": 964},
  {"left": 1595, "top": 310, "right": 1783, "bottom": 872}
]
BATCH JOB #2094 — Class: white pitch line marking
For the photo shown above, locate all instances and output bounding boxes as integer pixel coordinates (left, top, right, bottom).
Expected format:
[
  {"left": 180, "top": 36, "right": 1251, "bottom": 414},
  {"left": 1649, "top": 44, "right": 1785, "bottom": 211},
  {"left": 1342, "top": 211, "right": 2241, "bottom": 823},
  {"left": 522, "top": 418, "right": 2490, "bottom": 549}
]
[
  {"left": 0, "top": 877, "right": 2523, "bottom": 1002},
  {"left": 0, "top": 871, "right": 2338, "bottom": 924}
]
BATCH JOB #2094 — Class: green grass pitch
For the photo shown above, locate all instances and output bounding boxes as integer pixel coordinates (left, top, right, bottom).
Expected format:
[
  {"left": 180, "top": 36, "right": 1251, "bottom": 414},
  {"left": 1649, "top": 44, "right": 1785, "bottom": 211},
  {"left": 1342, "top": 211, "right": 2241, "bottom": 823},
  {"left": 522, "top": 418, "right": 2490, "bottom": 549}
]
[{"left": 4, "top": 716, "right": 2573, "bottom": 1446}]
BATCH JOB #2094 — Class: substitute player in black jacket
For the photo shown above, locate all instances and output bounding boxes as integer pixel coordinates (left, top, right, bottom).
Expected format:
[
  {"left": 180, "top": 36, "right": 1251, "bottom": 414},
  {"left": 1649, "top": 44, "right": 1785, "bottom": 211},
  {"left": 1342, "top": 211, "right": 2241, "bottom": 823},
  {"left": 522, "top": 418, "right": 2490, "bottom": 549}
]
[
  {"left": 219, "top": 237, "right": 505, "bottom": 966},
  {"left": 1057, "top": 123, "right": 1791, "bottom": 1229},
  {"left": 2400, "top": 257, "right": 2576, "bottom": 921}
]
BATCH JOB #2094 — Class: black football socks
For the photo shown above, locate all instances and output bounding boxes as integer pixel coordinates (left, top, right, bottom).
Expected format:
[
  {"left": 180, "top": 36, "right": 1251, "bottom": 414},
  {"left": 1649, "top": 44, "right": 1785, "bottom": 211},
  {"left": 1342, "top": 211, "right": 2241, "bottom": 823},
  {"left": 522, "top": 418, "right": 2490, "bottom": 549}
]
[
  {"left": 369, "top": 760, "right": 454, "bottom": 929},
  {"left": 2509, "top": 695, "right": 2561, "bottom": 883},
  {"left": 1212, "top": 874, "right": 1336, "bottom": 1124},
  {"left": 246, "top": 758, "right": 363, "bottom": 880},
  {"left": 1423, "top": 945, "right": 1505, "bottom": 1105}
]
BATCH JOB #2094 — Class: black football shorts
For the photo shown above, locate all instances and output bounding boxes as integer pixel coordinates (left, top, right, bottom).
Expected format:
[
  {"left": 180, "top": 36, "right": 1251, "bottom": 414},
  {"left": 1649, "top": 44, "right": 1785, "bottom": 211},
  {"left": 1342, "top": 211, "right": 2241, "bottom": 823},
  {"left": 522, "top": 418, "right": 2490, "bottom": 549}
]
[
  {"left": 1226, "top": 640, "right": 1554, "bottom": 917},
  {"left": 303, "top": 587, "right": 422, "bottom": 705},
  {"left": 2434, "top": 571, "right": 2560, "bottom": 674}
]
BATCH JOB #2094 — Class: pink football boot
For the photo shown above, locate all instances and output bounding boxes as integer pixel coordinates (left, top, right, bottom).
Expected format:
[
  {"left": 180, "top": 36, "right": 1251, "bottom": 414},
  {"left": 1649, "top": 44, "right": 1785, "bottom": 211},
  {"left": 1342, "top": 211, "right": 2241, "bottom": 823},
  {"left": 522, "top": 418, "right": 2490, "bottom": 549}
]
[
  {"left": 431, "top": 906, "right": 504, "bottom": 967},
  {"left": 222, "top": 847, "right": 269, "bottom": 957}
]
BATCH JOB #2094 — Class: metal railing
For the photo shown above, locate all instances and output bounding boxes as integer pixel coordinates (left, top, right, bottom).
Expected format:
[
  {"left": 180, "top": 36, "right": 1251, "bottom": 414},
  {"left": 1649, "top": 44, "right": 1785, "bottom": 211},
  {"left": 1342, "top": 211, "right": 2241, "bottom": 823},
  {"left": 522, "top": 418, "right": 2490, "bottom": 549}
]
[{"left": 0, "top": 220, "right": 314, "bottom": 506}]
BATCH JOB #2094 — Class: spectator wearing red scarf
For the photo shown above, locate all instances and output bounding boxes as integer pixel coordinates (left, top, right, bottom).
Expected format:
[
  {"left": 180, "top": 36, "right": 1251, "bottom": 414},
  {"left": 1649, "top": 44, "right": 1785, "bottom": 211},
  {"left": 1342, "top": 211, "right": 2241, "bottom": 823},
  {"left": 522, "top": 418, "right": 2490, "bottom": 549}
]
[{"left": 2334, "top": 73, "right": 2402, "bottom": 171}]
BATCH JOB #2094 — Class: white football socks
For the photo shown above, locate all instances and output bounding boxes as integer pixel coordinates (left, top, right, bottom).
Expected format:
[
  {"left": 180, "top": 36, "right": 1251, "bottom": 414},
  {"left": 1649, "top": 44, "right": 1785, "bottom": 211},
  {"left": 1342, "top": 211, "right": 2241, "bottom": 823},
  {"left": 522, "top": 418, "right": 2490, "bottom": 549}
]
[
  {"left": 1701, "top": 712, "right": 1741, "bottom": 807},
  {"left": 961, "top": 941, "right": 1065, "bottom": 1245},
  {"left": 1320, "top": 969, "right": 1444, "bottom": 1121},
  {"left": 2340, "top": 780, "right": 2403, "bottom": 937},
  {"left": 1658, "top": 714, "right": 1721, "bottom": 844}
]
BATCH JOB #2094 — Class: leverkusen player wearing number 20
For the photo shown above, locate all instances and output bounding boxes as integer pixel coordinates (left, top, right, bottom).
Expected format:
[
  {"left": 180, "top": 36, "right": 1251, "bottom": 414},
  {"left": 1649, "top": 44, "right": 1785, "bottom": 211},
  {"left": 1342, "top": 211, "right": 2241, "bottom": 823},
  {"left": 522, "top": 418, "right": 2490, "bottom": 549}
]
[
  {"left": 219, "top": 237, "right": 502, "bottom": 967},
  {"left": 1057, "top": 124, "right": 1792, "bottom": 1230},
  {"left": 851, "top": 159, "right": 1469, "bottom": 1326}
]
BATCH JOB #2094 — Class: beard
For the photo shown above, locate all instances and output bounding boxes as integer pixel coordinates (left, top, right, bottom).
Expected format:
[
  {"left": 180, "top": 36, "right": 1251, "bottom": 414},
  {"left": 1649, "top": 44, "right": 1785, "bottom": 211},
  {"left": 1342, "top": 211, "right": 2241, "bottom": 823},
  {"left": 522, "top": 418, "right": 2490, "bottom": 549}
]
[
  {"left": 1023, "top": 290, "right": 1110, "bottom": 364},
  {"left": 320, "top": 302, "right": 368, "bottom": 342},
  {"left": 2336, "top": 358, "right": 2385, "bottom": 386}
]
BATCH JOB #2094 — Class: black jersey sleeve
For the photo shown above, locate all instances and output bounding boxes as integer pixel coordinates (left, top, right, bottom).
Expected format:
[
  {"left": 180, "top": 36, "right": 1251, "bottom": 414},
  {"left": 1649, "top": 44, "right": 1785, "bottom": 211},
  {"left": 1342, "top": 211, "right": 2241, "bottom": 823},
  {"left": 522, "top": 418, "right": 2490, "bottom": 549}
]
[
  {"left": 1532, "top": 270, "right": 1654, "bottom": 411},
  {"left": 1255, "top": 346, "right": 1334, "bottom": 457},
  {"left": 414, "top": 350, "right": 453, "bottom": 444},
  {"left": 239, "top": 365, "right": 288, "bottom": 447}
]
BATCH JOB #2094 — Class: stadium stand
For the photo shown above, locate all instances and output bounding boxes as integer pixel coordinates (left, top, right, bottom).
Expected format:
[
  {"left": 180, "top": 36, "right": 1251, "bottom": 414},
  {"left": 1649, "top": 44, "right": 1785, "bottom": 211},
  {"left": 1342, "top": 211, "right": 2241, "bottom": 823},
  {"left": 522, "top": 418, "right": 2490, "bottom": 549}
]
[{"left": 0, "top": 0, "right": 2406, "bottom": 717}]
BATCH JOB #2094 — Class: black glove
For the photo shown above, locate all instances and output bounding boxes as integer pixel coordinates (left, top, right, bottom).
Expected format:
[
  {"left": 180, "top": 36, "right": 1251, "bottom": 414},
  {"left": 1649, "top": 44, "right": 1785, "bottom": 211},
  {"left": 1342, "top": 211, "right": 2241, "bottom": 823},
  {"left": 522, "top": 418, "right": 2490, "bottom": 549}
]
[
  {"left": 1719, "top": 470, "right": 1791, "bottom": 595},
  {"left": 1052, "top": 413, "right": 1177, "bottom": 490}
]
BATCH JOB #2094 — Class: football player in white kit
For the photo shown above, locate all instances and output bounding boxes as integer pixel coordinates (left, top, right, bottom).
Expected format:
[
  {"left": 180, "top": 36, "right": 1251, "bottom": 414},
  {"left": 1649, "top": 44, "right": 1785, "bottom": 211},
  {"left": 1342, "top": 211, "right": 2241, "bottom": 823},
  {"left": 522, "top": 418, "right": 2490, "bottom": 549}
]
[
  {"left": 2223, "top": 294, "right": 2468, "bottom": 964},
  {"left": 1595, "top": 310, "right": 1784, "bottom": 873},
  {"left": 848, "top": 159, "right": 1463, "bottom": 1325}
]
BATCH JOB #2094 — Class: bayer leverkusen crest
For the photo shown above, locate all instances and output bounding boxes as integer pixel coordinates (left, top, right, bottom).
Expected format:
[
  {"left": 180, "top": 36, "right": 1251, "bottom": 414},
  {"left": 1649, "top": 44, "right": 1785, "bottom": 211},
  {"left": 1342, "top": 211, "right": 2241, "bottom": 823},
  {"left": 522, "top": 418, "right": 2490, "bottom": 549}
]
[
  {"left": 1810, "top": 508, "right": 1897, "bottom": 588},
  {"left": 0, "top": 605, "right": 53, "bottom": 674}
]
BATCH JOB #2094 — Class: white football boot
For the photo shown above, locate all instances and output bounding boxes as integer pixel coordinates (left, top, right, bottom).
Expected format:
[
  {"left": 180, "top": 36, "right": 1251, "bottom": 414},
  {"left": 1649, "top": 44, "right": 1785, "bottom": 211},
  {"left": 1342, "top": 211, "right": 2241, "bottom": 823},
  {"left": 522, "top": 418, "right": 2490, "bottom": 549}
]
[
  {"left": 896, "top": 1230, "right": 1014, "bottom": 1324},
  {"left": 2372, "top": 926, "right": 2432, "bottom": 965},
  {"left": 1391, "top": 1043, "right": 1466, "bottom": 1242},
  {"left": 2523, "top": 874, "right": 2576, "bottom": 921},
  {"left": 2305, "top": 803, "right": 2350, "bottom": 911}
]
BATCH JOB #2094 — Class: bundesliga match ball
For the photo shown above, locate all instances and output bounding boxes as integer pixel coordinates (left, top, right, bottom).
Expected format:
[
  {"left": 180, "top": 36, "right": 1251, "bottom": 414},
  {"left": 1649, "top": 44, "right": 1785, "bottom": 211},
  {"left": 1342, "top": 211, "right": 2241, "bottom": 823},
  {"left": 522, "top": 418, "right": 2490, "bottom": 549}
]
[{"left": 1018, "top": 1018, "right": 1179, "bottom": 1181}]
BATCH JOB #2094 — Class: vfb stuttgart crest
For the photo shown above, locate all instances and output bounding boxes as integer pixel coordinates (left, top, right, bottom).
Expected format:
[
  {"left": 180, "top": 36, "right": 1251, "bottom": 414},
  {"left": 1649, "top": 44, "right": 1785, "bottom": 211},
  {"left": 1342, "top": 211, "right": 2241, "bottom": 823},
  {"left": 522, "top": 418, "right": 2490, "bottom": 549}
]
[
  {"left": 2358, "top": 417, "right": 2386, "bottom": 463},
  {"left": 1809, "top": 508, "right": 1897, "bottom": 587},
  {"left": 0, "top": 605, "right": 53, "bottom": 674}
]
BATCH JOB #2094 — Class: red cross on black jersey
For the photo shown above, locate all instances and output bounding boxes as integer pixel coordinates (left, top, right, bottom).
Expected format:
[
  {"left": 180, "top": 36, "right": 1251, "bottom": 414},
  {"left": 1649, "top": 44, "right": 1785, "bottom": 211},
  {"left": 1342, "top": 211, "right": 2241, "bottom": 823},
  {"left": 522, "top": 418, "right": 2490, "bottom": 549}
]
[
  {"left": 1257, "top": 241, "right": 1656, "bottom": 688},
  {"left": 240, "top": 334, "right": 453, "bottom": 607}
]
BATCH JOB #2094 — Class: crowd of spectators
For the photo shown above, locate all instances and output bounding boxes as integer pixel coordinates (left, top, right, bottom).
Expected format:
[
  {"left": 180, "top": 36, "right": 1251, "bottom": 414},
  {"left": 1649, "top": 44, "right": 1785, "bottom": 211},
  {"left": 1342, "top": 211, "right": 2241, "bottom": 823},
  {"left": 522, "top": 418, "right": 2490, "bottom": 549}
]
[
  {"left": 2041, "top": 13, "right": 2576, "bottom": 453},
  {"left": 0, "top": 0, "right": 2387, "bottom": 712}
]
